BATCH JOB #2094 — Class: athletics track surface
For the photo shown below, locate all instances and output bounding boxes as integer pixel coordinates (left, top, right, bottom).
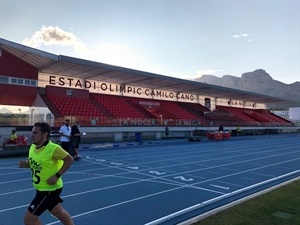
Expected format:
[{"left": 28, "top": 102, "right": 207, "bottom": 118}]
[{"left": 1, "top": 134, "right": 300, "bottom": 225}]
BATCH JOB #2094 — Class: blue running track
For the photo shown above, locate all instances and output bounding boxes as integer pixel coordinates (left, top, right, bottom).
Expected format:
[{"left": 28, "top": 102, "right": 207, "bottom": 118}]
[{"left": 1, "top": 134, "right": 300, "bottom": 225}]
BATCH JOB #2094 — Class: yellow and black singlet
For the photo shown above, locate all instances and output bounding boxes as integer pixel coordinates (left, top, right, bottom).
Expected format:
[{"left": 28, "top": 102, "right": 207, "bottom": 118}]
[{"left": 28, "top": 141, "right": 67, "bottom": 191}]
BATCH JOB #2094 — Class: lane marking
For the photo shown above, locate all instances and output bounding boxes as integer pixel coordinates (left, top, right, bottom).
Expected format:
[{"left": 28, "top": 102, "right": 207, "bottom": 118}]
[
  {"left": 276, "top": 166, "right": 293, "bottom": 170},
  {"left": 219, "top": 167, "right": 239, "bottom": 172},
  {"left": 45, "top": 186, "right": 184, "bottom": 225},
  {"left": 110, "top": 162, "right": 123, "bottom": 166},
  {"left": 127, "top": 166, "right": 139, "bottom": 170},
  {"left": 241, "top": 177, "right": 255, "bottom": 181},
  {"left": 217, "top": 180, "right": 243, "bottom": 188},
  {"left": 209, "top": 184, "right": 229, "bottom": 190},
  {"left": 207, "top": 171, "right": 219, "bottom": 174},
  {"left": 174, "top": 176, "right": 194, "bottom": 182},
  {"left": 149, "top": 171, "right": 166, "bottom": 175},
  {"left": 95, "top": 159, "right": 106, "bottom": 162},
  {"left": 250, "top": 172, "right": 274, "bottom": 177}
]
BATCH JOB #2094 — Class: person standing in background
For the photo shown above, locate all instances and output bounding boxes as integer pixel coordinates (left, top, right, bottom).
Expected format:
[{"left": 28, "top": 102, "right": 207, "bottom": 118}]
[
  {"left": 71, "top": 121, "right": 81, "bottom": 161},
  {"left": 165, "top": 126, "right": 169, "bottom": 139},
  {"left": 59, "top": 119, "right": 73, "bottom": 157},
  {"left": 218, "top": 125, "right": 224, "bottom": 132},
  {"left": 236, "top": 126, "right": 242, "bottom": 136}
]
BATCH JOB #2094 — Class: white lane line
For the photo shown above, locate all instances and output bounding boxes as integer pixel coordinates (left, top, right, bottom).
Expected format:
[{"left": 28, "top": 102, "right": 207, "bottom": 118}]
[
  {"left": 246, "top": 162, "right": 264, "bottom": 166},
  {"left": 0, "top": 178, "right": 31, "bottom": 184},
  {"left": 187, "top": 185, "right": 226, "bottom": 195},
  {"left": 0, "top": 187, "right": 34, "bottom": 197},
  {"left": 250, "top": 172, "right": 274, "bottom": 178},
  {"left": 45, "top": 186, "right": 184, "bottom": 225},
  {"left": 209, "top": 184, "right": 229, "bottom": 190},
  {"left": 0, "top": 170, "right": 28, "bottom": 175},
  {"left": 174, "top": 176, "right": 193, "bottom": 182},
  {"left": 217, "top": 180, "right": 244, "bottom": 188},
  {"left": 207, "top": 171, "right": 219, "bottom": 174},
  {"left": 275, "top": 166, "right": 294, "bottom": 170},
  {"left": 219, "top": 167, "right": 239, "bottom": 172},
  {"left": 241, "top": 177, "right": 255, "bottom": 181},
  {"left": 191, "top": 157, "right": 299, "bottom": 187},
  {"left": 185, "top": 174, "right": 206, "bottom": 180}
]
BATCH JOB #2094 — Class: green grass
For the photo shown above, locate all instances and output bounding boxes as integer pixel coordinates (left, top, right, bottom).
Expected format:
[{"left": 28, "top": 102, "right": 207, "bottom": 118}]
[{"left": 192, "top": 179, "right": 300, "bottom": 225}]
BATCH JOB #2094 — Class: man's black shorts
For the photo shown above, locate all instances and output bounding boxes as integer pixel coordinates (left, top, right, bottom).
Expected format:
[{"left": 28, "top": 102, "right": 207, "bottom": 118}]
[{"left": 28, "top": 188, "right": 63, "bottom": 216}]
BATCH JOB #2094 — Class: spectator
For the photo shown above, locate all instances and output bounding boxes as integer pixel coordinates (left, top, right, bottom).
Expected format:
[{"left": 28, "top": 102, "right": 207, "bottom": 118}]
[
  {"left": 236, "top": 126, "right": 242, "bottom": 136},
  {"left": 71, "top": 121, "right": 81, "bottom": 161},
  {"left": 59, "top": 119, "right": 73, "bottom": 157},
  {"left": 0, "top": 129, "right": 18, "bottom": 150},
  {"left": 218, "top": 125, "right": 224, "bottom": 132},
  {"left": 165, "top": 126, "right": 169, "bottom": 138},
  {"left": 18, "top": 122, "right": 74, "bottom": 225}
]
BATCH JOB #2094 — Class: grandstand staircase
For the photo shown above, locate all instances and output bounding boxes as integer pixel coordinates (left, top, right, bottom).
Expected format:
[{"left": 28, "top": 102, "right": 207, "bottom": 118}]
[
  {"left": 204, "top": 110, "right": 242, "bottom": 126},
  {"left": 217, "top": 106, "right": 258, "bottom": 125},
  {"left": 244, "top": 111, "right": 269, "bottom": 123},
  {"left": 177, "top": 102, "right": 209, "bottom": 125},
  {"left": 89, "top": 95, "right": 114, "bottom": 117},
  {"left": 38, "top": 92, "right": 62, "bottom": 118},
  {"left": 126, "top": 99, "right": 159, "bottom": 119},
  {"left": 256, "top": 109, "right": 294, "bottom": 125}
]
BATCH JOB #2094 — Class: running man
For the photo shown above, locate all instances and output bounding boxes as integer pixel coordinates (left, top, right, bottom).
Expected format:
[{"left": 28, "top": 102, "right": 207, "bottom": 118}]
[{"left": 18, "top": 122, "right": 74, "bottom": 225}]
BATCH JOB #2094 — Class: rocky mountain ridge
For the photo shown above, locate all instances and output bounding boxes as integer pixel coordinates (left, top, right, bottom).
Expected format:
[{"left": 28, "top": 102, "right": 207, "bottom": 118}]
[{"left": 194, "top": 69, "right": 300, "bottom": 103}]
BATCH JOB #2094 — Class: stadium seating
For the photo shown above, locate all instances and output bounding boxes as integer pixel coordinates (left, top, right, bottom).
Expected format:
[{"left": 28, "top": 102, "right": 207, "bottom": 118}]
[
  {"left": 91, "top": 94, "right": 154, "bottom": 119},
  {"left": 217, "top": 106, "right": 258, "bottom": 125},
  {"left": 204, "top": 110, "right": 242, "bottom": 126},
  {"left": 129, "top": 97, "right": 209, "bottom": 124},
  {"left": 49, "top": 96, "right": 101, "bottom": 117},
  {"left": 216, "top": 106, "right": 293, "bottom": 126},
  {"left": 45, "top": 94, "right": 293, "bottom": 127}
]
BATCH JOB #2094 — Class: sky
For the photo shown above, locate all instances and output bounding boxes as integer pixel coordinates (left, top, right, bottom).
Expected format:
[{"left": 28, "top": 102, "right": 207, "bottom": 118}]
[{"left": 1, "top": 0, "right": 299, "bottom": 84}]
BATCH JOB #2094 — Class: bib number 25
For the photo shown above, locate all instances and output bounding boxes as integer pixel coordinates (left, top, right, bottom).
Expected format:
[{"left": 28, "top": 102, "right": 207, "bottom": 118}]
[{"left": 31, "top": 169, "right": 41, "bottom": 184}]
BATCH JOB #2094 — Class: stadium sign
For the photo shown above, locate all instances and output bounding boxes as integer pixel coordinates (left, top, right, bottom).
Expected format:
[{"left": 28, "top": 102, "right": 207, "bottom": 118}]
[
  {"left": 46, "top": 75, "right": 196, "bottom": 102},
  {"left": 118, "top": 118, "right": 201, "bottom": 126}
]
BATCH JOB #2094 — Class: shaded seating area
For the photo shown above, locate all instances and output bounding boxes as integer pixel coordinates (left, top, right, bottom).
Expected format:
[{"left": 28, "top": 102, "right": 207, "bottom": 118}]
[
  {"left": 204, "top": 111, "right": 241, "bottom": 126},
  {"left": 161, "top": 101, "right": 201, "bottom": 120},
  {"left": 217, "top": 106, "right": 258, "bottom": 125},
  {"left": 91, "top": 94, "right": 152, "bottom": 119},
  {"left": 217, "top": 106, "right": 294, "bottom": 126},
  {"left": 128, "top": 97, "right": 209, "bottom": 125},
  {"left": 250, "top": 109, "right": 293, "bottom": 126},
  {"left": 129, "top": 97, "right": 177, "bottom": 122}
]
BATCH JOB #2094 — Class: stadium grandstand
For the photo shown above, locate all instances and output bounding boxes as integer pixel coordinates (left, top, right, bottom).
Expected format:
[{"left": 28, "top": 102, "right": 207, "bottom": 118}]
[{"left": 0, "top": 38, "right": 298, "bottom": 144}]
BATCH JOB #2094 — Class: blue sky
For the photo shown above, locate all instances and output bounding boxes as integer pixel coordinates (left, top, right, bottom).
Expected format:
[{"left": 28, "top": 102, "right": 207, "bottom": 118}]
[{"left": 1, "top": 0, "right": 299, "bottom": 84}]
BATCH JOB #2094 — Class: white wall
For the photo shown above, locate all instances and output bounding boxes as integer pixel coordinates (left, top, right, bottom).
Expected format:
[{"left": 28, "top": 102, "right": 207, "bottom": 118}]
[{"left": 289, "top": 107, "right": 300, "bottom": 120}]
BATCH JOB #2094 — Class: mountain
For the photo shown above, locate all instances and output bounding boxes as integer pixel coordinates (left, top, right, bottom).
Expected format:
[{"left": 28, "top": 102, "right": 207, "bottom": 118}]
[{"left": 194, "top": 69, "right": 300, "bottom": 103}]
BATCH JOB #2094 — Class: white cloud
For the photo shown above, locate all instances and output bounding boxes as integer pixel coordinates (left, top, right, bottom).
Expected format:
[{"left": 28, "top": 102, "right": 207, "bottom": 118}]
[
  {"left": 232, "top": 33, "right": 252, "bottom": 42},
  {"left": 232, "top": 33, "right": 249, "bottom": 39},
  {"left": 22, "top": 25, "right": 88, "bottom": 54},
  {"left": 196, "top": 69, "right": 223, "bottom": 76},
  {"left": 187, "top": 69, "right": 223, "bottom": 79}
]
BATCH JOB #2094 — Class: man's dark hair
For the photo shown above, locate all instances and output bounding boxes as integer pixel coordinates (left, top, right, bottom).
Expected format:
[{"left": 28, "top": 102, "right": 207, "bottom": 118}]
[{"left": 34, "top": 122, "right": 51, "bottom": 138}]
